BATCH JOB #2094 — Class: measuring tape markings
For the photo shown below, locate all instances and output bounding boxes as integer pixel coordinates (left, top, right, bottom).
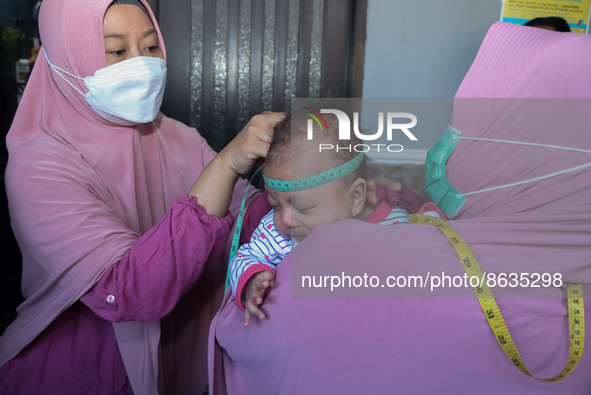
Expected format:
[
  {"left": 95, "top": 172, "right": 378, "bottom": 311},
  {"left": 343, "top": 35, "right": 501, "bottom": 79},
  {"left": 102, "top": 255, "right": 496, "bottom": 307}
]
[{"left": 408, "top": 214, "right": 584, "bottom": 382}]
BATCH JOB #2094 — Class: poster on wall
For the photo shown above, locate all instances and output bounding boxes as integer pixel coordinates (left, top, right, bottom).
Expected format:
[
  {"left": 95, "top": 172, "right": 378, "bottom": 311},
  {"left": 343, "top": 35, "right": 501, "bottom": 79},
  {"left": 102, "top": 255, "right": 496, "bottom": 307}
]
[{"left": 501, "top": 0, "right": 591, "bottom": 33}]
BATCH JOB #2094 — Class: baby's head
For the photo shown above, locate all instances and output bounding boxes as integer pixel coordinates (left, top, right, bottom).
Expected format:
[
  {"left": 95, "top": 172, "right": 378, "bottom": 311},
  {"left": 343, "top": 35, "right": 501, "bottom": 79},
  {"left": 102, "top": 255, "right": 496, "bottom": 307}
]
[{"left": 263, "top": 112, "right": 371, "bottom": 241}]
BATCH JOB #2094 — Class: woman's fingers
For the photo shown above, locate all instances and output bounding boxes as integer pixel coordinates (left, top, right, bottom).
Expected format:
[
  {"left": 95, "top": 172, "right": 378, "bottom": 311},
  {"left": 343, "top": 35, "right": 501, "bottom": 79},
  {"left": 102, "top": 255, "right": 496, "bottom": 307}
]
[{"left": 222, "top": 112, "right": 286, "bottom": 175}]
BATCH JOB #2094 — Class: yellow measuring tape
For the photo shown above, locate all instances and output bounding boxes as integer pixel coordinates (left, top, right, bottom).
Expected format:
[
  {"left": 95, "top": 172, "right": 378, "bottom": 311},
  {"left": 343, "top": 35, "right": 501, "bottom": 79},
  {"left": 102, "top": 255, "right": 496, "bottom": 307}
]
[{"left": 409, "top": 214, "right": 585, "bottom": 382}]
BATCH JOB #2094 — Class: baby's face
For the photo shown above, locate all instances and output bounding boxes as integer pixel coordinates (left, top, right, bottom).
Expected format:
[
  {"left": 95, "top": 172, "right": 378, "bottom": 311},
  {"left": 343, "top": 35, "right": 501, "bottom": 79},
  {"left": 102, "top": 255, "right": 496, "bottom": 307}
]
[{"left": 264, "top": 163, "right": 353, "bottom": 242}]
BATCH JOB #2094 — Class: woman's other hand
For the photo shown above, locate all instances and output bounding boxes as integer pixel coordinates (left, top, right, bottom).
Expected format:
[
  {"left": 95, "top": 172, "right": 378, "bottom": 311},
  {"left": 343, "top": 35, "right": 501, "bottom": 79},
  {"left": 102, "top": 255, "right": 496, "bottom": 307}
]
[{"left": 366, "top": 177, "right": 402, "bottom": 205}]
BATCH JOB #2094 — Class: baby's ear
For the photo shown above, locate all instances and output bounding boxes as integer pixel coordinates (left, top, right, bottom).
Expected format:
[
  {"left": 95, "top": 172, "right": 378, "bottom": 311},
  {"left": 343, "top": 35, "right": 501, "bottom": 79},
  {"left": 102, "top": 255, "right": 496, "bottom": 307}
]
[{"left": 347, "top": 178, "right": 367, "bottom": 216}]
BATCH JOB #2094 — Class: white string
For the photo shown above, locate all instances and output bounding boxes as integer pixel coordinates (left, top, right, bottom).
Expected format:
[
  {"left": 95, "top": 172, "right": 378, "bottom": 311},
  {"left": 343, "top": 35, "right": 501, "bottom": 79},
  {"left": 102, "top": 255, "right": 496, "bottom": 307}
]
[
  {"left": 42, "top": 48, "right": 85, "bottom": 96},
  {"left": 460, "top": 162, "right": 591, "bottom": 197},
  {"left": 459, "top": 136, "right": 591, "bottom": 154}
]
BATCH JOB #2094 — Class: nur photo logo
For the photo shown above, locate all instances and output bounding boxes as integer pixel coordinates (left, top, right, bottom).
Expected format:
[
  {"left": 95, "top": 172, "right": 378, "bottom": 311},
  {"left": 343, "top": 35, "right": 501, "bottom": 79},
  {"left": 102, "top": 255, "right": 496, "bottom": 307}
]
[{"left": 302, "top": 107, "right": 418, "bottom": 153}]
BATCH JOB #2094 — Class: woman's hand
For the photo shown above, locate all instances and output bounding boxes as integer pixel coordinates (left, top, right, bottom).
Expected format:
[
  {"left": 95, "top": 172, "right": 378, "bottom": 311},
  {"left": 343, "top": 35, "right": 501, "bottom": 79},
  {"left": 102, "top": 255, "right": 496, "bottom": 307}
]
[
  {"left": 188, "top": 111, "right": 285, "bottom": 217},
  {"left": 366, "top": 177, "right": 402, "bottom": 205},
  {"left": 219, "top": 111, "right": 286, "bottom": 176}
]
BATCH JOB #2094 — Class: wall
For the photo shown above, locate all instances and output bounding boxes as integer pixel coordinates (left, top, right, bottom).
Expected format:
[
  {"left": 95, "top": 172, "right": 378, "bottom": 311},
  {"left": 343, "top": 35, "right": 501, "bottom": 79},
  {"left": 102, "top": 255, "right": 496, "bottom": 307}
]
[{"left": 362, "top": 0, "right": 503, "bottom": 164}]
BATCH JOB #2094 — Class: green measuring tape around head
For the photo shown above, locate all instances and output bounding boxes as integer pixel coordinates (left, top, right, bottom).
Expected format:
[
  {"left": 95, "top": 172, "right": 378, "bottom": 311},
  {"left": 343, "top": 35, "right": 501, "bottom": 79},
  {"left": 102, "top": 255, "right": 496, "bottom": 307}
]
[
  {"left": 263, "top": 152, "right": 364, "bottom": 192},
  {"left": 409, "top": 214, "right": 584, "bottom": 382}
]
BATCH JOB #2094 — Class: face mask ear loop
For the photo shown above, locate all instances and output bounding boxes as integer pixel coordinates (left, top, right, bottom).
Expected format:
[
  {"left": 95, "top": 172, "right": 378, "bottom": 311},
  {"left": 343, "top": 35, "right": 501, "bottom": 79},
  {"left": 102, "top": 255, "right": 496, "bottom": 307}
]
[
  {"left": 456, "top": 136, "right": 591, "bottom": 199},
  {"left": 459, "top": 137, "right": 591, "bottom": 155},
  {"left": 42, "top": 48, "right": 86, "bottom": 96},
  {"left": 459, "top": 161, "right": 591, "bottom": 199}
]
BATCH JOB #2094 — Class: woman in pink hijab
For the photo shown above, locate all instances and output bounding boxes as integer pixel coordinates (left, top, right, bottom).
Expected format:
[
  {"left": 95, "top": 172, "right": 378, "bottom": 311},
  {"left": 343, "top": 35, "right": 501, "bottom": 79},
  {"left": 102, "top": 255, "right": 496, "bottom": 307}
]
[
  {"left": 209, "top": 22, "right": 591, "bottom": 394},
  {"left": 0, "top": 0, "right": 282, "bottom": 393}
]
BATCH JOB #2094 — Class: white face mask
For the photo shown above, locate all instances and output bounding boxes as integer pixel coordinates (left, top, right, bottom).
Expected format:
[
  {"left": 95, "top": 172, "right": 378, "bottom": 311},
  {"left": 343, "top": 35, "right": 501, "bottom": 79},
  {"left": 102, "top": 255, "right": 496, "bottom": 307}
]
[{"left": 44, "top": 48, "right": 167, "bottom": 126}]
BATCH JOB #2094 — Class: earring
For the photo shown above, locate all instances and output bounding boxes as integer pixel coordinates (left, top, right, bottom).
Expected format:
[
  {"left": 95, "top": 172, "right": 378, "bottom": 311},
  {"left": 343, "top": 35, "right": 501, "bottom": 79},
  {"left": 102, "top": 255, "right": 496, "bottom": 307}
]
[{"left": 351, "top": 209, "right": 356, "bottom": 218}]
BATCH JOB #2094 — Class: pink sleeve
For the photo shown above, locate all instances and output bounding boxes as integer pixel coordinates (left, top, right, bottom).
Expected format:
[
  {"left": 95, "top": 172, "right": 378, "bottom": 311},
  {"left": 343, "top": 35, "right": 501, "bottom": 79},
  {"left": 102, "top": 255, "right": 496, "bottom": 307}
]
[
  {"left": 240, "top": 191, "right": 272, "bottom": 245},
  {"left": 417, "top": 202, "right": 447, "bottom": 220},
  {"left": 375, "top": 186, "right": 425, "bottom": 214},
  {"left": 81, "top": 194, "right": 233, "bottom": 322}
]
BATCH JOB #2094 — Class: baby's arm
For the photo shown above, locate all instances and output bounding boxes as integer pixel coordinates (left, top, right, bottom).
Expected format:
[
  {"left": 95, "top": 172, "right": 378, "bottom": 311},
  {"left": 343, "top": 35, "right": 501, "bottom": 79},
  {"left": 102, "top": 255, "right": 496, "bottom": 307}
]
[
  {"left": 230, "top": 245, "right": 276, "bottom": 303},
  {"left": 228, "top": 210, "right": 291, "bottom": 315},
  {"left": 243, "top": 270, "right": 275, "bottom": 326}
]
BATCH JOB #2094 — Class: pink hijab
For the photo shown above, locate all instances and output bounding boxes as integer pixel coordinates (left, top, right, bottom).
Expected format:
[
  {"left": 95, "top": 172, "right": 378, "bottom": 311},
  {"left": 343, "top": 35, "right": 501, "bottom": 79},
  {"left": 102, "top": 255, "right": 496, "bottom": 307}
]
[
  {"left": 1, "top": 0, "right": 253, "bottom": 393},
  {"left": 210, "top": 22, "right": 591, "bottom": 393}
]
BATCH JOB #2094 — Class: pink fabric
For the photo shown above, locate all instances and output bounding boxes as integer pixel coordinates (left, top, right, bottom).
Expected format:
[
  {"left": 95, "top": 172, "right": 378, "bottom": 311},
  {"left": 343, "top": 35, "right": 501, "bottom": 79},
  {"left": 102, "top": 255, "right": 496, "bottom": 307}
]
[
  {"left": 239, "top": 191, "right": 273, "bottom": 246},
  {"left": 417, "top": 202, "right": 446, "bottom": 220},
  {"left": 0, "top": 0, "right": 259, "bottom": 393},
  {"left": 0, "top": 194, "right": 233, "bottom": 394},
  {"left": 80, "top": 195, "right": 233, "bottom": 322},
  {"left": 209, "top": 22, "right": 591, "bottom": 393},
  {"left": 362, "top": 201, "right": 395, "bottom": 224},
  {"left": 375, "top": 187, "right": 424, "bottom": 214},
  {"left": 0, "top": 301, "right": 132, "bottom": 394}
]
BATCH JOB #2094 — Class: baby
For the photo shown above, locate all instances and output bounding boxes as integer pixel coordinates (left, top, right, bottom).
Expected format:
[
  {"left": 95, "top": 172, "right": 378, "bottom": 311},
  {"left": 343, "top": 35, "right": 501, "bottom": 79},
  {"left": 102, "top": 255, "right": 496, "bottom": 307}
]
[{"left": 229, "top": 112, "right": 442, "bottom": 325}]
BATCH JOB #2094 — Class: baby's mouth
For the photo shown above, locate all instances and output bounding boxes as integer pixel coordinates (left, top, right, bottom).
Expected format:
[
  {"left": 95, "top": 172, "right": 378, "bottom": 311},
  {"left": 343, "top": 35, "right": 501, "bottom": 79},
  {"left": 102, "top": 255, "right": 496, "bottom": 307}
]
[{"left": 290, "top": 231, "right": 308, "bottom": 241}]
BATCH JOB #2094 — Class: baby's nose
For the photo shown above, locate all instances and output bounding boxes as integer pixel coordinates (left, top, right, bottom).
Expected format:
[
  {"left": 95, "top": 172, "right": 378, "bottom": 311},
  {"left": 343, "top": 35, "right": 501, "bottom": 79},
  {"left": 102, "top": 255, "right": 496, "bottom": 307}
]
[{"left": 281, "top": 208, "right": 292, "bottom": 229}]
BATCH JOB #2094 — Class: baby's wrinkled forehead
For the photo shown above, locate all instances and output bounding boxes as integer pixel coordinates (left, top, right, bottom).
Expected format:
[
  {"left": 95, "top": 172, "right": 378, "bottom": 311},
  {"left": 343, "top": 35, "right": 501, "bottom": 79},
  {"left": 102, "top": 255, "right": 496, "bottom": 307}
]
[
  {"left": 264, "top": 143, "right": 333, "bottom": 181},
  {"left": 265, "top": 126, "right": 318, "bottom": 163},
  {"left": 264, "top": 112, "right": 358, "bottom": 183}
]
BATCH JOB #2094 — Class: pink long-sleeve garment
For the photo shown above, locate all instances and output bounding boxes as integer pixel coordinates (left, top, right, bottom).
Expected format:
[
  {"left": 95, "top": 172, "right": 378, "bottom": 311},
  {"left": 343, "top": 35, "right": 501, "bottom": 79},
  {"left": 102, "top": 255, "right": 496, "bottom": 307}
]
[
  {"left": 1, "top": 196, "right": 233, "bottom": 395},
  {"left": 209, "top": 22, "right": 591, "bottom": 394},
  {"left": 0, "top": 0, "right": 267, "bottom": 394}
]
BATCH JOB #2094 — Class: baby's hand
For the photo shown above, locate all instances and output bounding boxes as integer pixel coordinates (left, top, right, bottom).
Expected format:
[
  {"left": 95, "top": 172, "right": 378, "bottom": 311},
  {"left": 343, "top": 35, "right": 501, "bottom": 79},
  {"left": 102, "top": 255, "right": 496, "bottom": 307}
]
[{"left": 243, "top": 271, "right": 275, "bottom": 326}]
